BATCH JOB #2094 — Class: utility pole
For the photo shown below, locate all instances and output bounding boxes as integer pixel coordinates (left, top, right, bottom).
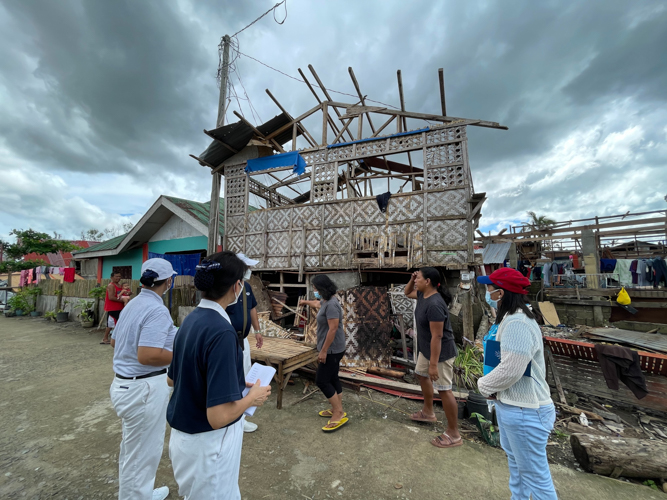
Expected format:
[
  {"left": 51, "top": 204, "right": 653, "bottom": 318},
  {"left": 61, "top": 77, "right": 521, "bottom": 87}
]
[{"left": 207, "top": 35, "right": 231, "bottom": 256}]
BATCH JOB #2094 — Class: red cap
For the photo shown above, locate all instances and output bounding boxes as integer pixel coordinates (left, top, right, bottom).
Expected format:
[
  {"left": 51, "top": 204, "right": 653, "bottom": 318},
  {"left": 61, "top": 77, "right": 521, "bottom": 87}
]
[{"left": 477, "top": 268, "right": 531, "bottom": 295}]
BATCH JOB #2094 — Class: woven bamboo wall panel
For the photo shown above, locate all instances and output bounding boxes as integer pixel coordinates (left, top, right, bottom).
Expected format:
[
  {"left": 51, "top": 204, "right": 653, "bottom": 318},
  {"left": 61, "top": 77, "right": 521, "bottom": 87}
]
[
  {"left": 426, "top": 189, "right": 467, "bottom": 217},
  {"left": 311, "top": 182, "right": 336, "bottom": 203},
  {"left": 323, "top": 227, "right": 349, "bottom": 253},
  {"left": 388, "top": 133, "right": 423, "bottom": 152},
  {"left": 305, "top": 230, "right": 321, "bottom": 253},
  {"left": 354, "top": 199, "right": 387, "bottom": 224},
  {"left": 305, "top": 255, "right": 320, "bottom": 267},
  {"left": 426, "top": 219, "right": 467, "bottom": 247},
  {"left": 324, "top": 202, "right": 352, "bottom": 225},
  {"left": 267, "top": 209, "right": 292, "bottom": 230},
  {"left": 226, "top": 215, "right": 244, "bottom": 235},
  {"left": 245, "top": 233, "right": 264, "bottom": 255},
  {"left": 323, "top": 254, "right": 348, "bottom": 268},
  {"left": 267, "top": 232, "right": 289, "bottom": 256},
  {"left": 292, "top": 204, "right": 322, "bottom": 227},
  {"left": 427, "top": 250, "right": 468, "bottom": 267},
  {"left": 388, "top": 194, "right": 423, "bottom": 222},
  {"left": 327, "top": 145, "right": 355, "bottom": 163},
  {"left": 266, "top": 257, "right": 289, "bottom": 268},
  {"left": 247, "top": 211, "right": 266, "bottom": 233},
  {"left": 227, "top": 237, "right": 244, "bottom": 254},
  {"left": 301, "top": 149, "right": 327, "bottom": 165}
]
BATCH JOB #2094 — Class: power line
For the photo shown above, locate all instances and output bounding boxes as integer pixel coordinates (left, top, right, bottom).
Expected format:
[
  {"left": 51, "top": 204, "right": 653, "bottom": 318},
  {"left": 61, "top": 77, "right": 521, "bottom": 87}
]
[
  {"left": 231, "top": 1, "right": 288, "bottom": 38},
  {"left": 236, "top": 49, "right": 400, "bottom": 110}
]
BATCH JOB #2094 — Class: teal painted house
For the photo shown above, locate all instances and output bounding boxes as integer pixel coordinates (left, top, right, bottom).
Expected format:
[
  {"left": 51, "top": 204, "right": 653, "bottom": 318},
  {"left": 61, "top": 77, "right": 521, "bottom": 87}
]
[{"left": 72, "top": 196, "right": 224, "bottom": 281}]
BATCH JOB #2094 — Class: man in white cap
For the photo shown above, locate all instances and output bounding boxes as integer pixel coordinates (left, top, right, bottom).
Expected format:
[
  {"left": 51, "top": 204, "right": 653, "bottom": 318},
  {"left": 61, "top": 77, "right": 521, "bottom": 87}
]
[
  {"left": 109, "top": 258, "right": 178, "bottom": 500},
  {"left": 226, "top": 253, "right": 264, "bottom": 433}
]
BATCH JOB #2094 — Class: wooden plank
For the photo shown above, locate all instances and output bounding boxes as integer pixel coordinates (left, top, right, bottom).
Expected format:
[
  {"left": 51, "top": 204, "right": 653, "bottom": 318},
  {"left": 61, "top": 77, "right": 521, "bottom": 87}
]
[
  {"left": 335, "top": 371, "right": 467, "bottom": 399},
  {"left": 538, "top": 301, "right": 561, "bottom": 326}
]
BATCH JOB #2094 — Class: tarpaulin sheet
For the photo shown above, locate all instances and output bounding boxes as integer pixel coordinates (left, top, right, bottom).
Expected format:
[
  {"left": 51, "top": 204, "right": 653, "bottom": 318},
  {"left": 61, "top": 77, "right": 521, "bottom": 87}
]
[
  {"left": 147, "top": 252, "right": 201, "bottom": 277},
  {"left": 245, "top": 150, "right": 306, "bottom": 176}
]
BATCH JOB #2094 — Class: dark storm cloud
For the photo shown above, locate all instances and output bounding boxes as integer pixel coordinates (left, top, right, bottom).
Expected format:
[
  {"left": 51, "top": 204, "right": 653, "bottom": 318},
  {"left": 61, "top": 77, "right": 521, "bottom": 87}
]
[{"left": 0, "top": 0, "right": 665, "bottom": 239}]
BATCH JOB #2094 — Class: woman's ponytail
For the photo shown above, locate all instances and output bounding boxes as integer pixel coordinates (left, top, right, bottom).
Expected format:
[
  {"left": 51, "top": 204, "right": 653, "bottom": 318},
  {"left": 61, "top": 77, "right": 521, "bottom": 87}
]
[{"left": 140, "top": 269, "right": 159, "bottom": 288}]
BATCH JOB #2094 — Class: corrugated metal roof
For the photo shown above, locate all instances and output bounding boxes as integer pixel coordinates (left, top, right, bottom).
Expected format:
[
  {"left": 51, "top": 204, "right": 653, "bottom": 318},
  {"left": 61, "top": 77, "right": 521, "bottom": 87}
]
[
  {"left": 24, "top": 240, "right": 99, "bottom": 265},
  {"left": 198, "top": 113, "right": 300, "bottom": 167},
  {"left": 73, "top": 234, "right": 127, "bottom": 255},
  {"left": 482, "top": 242, "right": 511, "bottom": 264}
]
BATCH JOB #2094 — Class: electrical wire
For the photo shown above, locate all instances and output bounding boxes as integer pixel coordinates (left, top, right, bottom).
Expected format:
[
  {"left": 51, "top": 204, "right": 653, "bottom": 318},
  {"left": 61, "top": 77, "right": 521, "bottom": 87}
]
[{"left": 231, "top": 1, "right": 287, "bottom": 38}]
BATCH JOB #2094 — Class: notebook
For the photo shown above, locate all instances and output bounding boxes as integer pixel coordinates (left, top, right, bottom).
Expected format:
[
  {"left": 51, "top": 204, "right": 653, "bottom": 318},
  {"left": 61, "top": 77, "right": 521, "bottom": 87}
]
[
  {"left": 242, "top": 363, "right": 276, "bottom": 416},
  {"left": 483, "top": 340, "right": 531, "bottom": 377}
]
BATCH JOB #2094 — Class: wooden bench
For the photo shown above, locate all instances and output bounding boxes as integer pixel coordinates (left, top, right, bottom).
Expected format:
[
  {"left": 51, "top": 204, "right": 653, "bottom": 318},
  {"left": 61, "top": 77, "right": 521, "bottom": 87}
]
[{"left": 247, "top": 334, "right": 318, "bottom": 409}]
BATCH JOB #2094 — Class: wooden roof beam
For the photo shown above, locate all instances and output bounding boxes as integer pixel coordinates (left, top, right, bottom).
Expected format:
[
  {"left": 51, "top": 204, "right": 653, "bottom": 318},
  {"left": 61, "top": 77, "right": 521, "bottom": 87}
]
[
  {"left": 264, "top": 89, "right": 317, "bottom": 148},
  {"left": 327, "top": 101, "right": 507, "bottom": 130}
]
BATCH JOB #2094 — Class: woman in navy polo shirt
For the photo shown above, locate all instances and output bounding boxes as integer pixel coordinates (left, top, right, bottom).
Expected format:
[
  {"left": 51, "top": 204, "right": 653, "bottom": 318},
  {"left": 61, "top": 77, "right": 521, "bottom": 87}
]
[{"left": 167, "top": 251, "right": 271, "bottom": 499}]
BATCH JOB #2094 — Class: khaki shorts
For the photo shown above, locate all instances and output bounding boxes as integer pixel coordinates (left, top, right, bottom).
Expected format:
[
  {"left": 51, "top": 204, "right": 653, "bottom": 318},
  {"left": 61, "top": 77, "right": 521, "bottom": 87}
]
[{"left": 415, "top": 353, "right": 455, "bottom": 391}]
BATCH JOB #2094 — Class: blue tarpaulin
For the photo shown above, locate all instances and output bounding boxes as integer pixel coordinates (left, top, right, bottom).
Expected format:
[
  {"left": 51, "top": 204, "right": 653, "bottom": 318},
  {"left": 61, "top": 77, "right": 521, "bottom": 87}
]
[
  {"left": 245, "top": 151, "right": 307, "bottom": 175},
  {"left": 328, "top": 127, "right": 430, "bottom": 149},
  {"left": 147, "top": 252, "right": 201, "bottom": 277}
]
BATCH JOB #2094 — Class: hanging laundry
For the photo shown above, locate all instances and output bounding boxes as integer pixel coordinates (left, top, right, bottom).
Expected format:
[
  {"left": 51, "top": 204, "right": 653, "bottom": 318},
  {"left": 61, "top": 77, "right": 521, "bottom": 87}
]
[
  {"left": 63, "top": 268, "right": 75, "bottom": 283},
  {"left": 375, "top": 192, "right": 392, "bottom": 213},
  {"left": 19, "top": 270, "right": 28, "bottom": 287},
  {"left": 600, "top": 259, "right": 617, "bottom": 273},
  {"left": 654, "top": 258, "right": 667, "bottom": 288},
  {"left": 630, "top": 260, "right": 638, "bottom": 285},
  {"left": 614, "top": 259, "right": 634, "bottom": 287}
]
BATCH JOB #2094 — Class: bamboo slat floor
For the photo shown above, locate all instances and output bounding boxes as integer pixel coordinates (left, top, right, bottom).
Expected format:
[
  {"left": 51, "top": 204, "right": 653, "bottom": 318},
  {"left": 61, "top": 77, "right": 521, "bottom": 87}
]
[{"left": 248, "top": 333, "right": 318, "bottom": 409}]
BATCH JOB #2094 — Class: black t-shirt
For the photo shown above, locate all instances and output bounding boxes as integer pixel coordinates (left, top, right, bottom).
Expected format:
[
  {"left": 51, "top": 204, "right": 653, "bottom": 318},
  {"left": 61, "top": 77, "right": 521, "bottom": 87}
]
[
  {"left": 225, "top": 282, "right": 258, "bottom": 339},
  {"left": 167, "top": 307, "right": 245, "bottom": 434},
  {"left": 414, "top": 291, "right": 456, "bottom": 362}
]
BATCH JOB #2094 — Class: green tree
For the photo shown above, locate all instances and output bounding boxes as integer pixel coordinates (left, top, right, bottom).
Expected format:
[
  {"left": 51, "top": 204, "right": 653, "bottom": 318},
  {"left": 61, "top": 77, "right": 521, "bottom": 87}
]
[
  {"left": 6, "top": 229, "right": 81, "bottom": 260},
  {"left": 525, "top": 211, "right": 556, "bottom": 230}
]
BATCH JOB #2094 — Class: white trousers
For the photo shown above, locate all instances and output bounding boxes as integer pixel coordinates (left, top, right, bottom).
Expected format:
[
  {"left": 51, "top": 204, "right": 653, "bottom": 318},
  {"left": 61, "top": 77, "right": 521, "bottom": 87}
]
[
  {"left": 243, "top": 337, "right": 251, "bottom": 376},
  {"left": 110, "top": 373, "right": 170, "bottom": 500},
  {"left": 170, "top": 419, "right": 244, "bottom": 500}
]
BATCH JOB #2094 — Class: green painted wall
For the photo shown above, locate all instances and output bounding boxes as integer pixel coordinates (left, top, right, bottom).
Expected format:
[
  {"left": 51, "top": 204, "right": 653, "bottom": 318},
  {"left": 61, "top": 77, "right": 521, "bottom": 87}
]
[
  {"left": 148, "top": 236, "right": 207, "bottom": 255},
  {"left": 102, "top": 248, "right": 144, "bottom": 280},
  {"left": 101, "top": 237, "right": 207, "bottom": 280}
]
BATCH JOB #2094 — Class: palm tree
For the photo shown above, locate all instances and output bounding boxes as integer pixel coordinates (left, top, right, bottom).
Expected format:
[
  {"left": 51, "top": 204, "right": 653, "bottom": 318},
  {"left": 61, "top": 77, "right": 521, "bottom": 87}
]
[{"left": 525, "top": 211, "right": 556, "bottom": 230}]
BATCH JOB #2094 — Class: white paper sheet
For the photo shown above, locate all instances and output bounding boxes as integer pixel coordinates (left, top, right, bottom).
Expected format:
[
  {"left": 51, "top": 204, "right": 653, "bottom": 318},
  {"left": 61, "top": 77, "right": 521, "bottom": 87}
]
[{"left": 242, "top": 363, "right": 276, "bottom": 416}]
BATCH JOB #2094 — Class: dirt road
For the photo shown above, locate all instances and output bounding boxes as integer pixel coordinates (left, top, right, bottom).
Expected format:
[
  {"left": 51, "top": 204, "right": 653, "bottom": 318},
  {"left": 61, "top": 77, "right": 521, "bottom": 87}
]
[{"left": 0, "top": 316, "right": 662, "bottom": 499}]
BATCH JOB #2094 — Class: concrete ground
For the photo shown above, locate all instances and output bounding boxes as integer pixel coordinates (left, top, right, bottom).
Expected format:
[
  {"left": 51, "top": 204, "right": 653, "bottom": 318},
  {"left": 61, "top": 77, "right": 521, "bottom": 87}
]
[{"left": 0, "top": 316, "right": 663, "bottom": 500}]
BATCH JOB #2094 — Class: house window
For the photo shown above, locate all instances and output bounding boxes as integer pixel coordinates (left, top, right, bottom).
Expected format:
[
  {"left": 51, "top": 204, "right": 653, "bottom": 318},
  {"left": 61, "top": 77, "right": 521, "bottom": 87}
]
[{"left": 112, "top": 266, "right": 132, "bottom": 280}]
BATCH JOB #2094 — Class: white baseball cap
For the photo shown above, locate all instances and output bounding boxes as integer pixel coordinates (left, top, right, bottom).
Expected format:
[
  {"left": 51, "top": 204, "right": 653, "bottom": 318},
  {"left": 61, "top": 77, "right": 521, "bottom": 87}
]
[
  {"left": 236, "top": 253, "right": 259, "bottom": 267},
  {"left": 141, "top": 258, "right": 177, "bottom": 280}
]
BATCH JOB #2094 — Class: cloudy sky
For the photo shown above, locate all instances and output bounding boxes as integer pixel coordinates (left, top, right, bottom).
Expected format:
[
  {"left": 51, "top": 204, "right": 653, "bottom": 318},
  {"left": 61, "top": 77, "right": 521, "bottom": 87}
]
[{"left": 1, "top": 0, "right": 666, "bottom": 243}]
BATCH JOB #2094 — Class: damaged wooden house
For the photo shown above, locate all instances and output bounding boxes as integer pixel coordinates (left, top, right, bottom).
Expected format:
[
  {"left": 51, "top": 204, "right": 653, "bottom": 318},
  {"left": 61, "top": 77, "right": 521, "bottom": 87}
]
[{"left": 191, "top": 66, "right": 507, "bottom": 366}]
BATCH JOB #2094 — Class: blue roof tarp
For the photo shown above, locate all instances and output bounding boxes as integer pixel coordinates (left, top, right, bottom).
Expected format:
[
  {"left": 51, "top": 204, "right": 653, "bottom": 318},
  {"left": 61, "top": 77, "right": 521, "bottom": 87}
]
[
  {"left": 328, "top": 127, "right": 430, "bottom": 149},
  {"left": 245, "top": 151, "right": 307, "bottom": 176}
]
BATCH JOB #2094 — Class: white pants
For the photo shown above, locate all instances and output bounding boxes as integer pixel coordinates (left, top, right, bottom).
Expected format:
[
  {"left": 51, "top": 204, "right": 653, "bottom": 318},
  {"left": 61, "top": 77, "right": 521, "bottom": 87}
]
[
  {"left": 243, "top": 337, "right": 251, "bottom": 376},
  {"left": 110, "top": 373, "right": 170, "bottom": 500},
  {"left": 169, "top": 419, "right": 244, "bottom": 500}
]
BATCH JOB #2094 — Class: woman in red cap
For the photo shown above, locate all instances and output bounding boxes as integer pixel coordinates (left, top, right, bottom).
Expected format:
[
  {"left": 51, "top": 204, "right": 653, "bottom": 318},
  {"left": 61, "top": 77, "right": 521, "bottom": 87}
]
[{"left": 476, "top": 268, "right": 557, "bottom": 499}]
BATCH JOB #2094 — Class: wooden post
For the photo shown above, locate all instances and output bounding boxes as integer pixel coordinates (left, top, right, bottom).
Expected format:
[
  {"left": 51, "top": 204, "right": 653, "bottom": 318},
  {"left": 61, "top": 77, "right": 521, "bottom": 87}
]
[
  {"left": 462, "top": 287, "right": 474, "bottom": 341},
  {"left": 207, "top": 34, "right": 231, "bottom": 256},
  {"left": 438, "top": 68, "right": 447, "bottom": 116},
  {"left": 55, "top": 283, "right": 64, "bottom": 312},
  {"left": 321, "top": 101, "right": 328, "bottom": 146}
]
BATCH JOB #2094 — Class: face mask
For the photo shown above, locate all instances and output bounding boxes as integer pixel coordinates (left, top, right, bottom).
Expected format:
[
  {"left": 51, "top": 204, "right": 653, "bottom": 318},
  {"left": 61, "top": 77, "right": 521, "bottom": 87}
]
[
  {"left": 314, "top": 291, "right": 321, "bottom": 300},
  {"left": 228, "top": 281, "right": 243, "bottom": 306},
  {"left": 244, "top": 269, "right": 252, "bottom": 281},
  {"left": 485, "top": 290, "right": 498, "bottom": 309}
]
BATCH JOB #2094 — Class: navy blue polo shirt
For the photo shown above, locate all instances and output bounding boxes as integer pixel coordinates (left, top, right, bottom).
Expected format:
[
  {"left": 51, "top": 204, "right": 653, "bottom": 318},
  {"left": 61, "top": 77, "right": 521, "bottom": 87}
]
[
  {"left": 167, "top": 304, "right": 245, "bottom": 434},
  {"left": 225, "top": 282, "right": 258, "bottom": 339}
]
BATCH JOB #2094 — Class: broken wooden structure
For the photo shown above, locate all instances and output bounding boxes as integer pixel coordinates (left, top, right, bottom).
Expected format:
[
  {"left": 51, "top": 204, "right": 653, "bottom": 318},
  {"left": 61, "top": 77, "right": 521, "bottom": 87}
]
[{"left": 192, "top": 65, "right": 506, "bottom": 348}]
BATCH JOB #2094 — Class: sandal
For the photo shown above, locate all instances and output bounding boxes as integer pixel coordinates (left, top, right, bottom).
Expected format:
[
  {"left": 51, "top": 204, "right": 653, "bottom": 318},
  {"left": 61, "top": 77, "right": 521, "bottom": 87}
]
[
  {"left": 410, "top": 410, "right": 437, "bottom": 423},
  {"left": 322, "top": 417, "right": 349, "bottom": 432},
  {"left": 318, "top": 410, "right": 347, "bottom": 418},
  {"left": 100, "top": 341, "right": 110, "bottom": 345},
  {"left": 431, "top": 433, "right": 463, "bottom": 448}
]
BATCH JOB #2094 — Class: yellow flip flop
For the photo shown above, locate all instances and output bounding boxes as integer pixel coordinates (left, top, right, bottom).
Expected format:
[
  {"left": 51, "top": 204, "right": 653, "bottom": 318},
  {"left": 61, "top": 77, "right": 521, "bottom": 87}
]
[
  {"left": 322, "top": 417, "right": 349, "bottom": 432},
  {"left": 318, "top": 410, "right": 348, "bottom": 418}
]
